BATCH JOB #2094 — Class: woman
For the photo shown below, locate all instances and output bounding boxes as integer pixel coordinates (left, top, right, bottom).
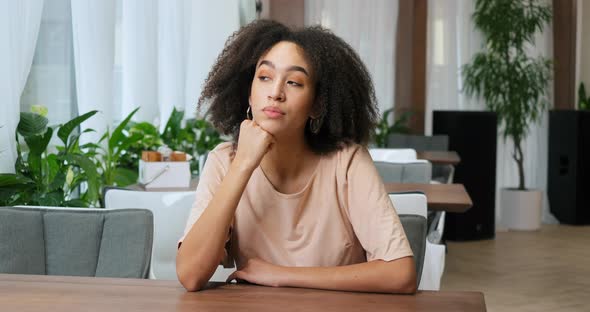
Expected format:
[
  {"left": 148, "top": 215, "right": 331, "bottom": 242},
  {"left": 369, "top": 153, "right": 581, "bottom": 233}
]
[{"left": 176, "top": 20, "right": 416, "bottom": 294}]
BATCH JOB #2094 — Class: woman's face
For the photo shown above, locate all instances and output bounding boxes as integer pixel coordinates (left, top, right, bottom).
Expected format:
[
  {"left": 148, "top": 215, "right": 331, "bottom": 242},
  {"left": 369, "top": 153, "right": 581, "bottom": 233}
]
[{"left": 249, "top": 41, "right": 316, "bottom": 139}]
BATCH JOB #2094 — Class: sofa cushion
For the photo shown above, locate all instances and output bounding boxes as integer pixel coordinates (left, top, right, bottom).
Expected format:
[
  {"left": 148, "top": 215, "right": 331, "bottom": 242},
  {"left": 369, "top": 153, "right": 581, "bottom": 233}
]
[
  {"left": 95, "top": 210, "right": 153, "bottom": 278},
  {"left": 44, "top": 212, "right": 104, "bottom": 276},
  {"left": 0, "top": 208, "right": 46, "bottom": 274}
]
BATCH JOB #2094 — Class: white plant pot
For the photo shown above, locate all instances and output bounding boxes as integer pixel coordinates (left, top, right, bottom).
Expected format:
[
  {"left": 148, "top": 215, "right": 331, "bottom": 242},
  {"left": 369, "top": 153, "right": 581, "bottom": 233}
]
[{"left": 501, "top": 188, "right": 543, "bottom": 231}]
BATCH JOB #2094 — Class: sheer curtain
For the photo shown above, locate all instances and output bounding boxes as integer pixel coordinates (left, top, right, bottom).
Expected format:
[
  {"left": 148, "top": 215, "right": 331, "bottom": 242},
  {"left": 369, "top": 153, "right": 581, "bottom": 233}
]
[
  {"left": 426, "top": 0, "right": 557, "bottom": 227},
  {"left": 118, "top": 0, "right": 243, "bottom": 127},
  {"left": 0, "top": 0, "right": 44, "bottom": 173},
  {"left": 71, "top": 0, "right": 116, "bottom": 143},
  {"left": 304, "top": 0, "right": 398, "bottom": 116}
]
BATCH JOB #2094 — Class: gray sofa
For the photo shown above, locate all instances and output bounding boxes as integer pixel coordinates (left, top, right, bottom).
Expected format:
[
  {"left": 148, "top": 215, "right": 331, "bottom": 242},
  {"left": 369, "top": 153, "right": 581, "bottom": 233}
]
[{"left": 0, "top": 206, "right": 153, "bottom": 278}]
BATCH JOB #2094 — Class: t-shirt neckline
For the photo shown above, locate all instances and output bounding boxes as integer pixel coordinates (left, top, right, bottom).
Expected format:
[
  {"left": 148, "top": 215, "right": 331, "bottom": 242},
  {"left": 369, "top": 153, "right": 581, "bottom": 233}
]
[{"left": 256, "top": 156, "right": 322, "bottom": 199}]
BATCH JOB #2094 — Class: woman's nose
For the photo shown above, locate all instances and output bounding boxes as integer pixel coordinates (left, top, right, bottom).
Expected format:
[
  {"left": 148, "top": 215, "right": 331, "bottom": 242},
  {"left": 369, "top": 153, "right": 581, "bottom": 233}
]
[{"left": 268, "top": 81, "right": 285, "bottom": 101}]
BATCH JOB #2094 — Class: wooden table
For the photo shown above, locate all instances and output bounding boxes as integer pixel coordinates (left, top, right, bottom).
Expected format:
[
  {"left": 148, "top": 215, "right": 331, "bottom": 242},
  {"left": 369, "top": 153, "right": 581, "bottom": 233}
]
[
  {"left": 0, "top": 274, "right": 486, "bottom": 312},
  {"left": 417, "top": 150, "right": 461, "bottom": 165},
  {"left": 385, "top": 183, "right": 473, "bottom": 213},
  {"left": 130, "top": 180, "right": 472, "bottom": 213}
]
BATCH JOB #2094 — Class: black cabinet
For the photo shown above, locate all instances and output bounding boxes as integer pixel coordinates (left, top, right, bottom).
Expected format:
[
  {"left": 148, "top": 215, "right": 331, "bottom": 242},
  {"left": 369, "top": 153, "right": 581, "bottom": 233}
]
[
  {"left": 433, "top": 111, "right": 497, "bottom": 240},
  {"left": 548, "top": 110, "right": 590, "bottom": 225}
]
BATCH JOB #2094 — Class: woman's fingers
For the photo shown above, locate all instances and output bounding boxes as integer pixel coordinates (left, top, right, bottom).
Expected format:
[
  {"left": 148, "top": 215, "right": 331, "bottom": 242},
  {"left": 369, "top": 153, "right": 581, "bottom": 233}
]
[{"left": 226, "top": 270, "right": 246, "bottom": 283}]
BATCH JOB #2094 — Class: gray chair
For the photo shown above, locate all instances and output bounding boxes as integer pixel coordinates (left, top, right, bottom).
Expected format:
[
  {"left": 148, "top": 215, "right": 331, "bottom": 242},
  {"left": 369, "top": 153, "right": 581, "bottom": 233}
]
[
  {"left": 387, "top": 134, "right": 449, "bottom": 151},
  {"left": 0, "top": 206, "right": 153, "bottom": 278},
  {"left": 389, "top": 192, "right": 427, "bottom": 288},
  {"left": 387, "top": 134, "right": 453, "bottom": 184},
  {"left": 374, "top": 161, "right": 432, "bottom": 184}
]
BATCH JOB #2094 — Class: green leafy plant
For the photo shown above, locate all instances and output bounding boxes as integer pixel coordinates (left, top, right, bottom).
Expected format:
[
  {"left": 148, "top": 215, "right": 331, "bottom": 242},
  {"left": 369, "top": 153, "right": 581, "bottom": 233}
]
[
  {"left": 119, "top": 121, "right": 163, "bottom": 172},
  {"left": 90, "top": 107, "right": 143, "bottom": 189},
  {"left": 579, "top": 83, "right": 590, "bottom": 110},
  {"left": 373, "top": 108, "right": 411, "bottom": 148},
  {"left": 0, "top": 110, "right": 100, "bottom": 207},
  {"left": 161, "top": 107, "right": 225, "bottom": 174},
  {"left": 462, "top": 0, "right": 552, "bottom": 190},
  {"left": 1, "top": 106, "right": 227, "bottom": 208}
]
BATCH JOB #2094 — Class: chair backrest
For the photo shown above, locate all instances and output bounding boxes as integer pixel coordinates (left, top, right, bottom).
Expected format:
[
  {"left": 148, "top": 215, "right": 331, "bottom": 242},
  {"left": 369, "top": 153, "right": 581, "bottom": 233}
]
[
  {"left": 103, "top": 188, "right": 195, "bottom": 280},
  {"left": 0, "top": 206, "right": 153, "bottom": 278},
  {"left": 374, "top": 161, "right": 432, "bottom": 184},
  {"left": 389, "top": 192, "right": 427, "bottom": 288},
  {"left": 387, "top": 134, "right": 449, "bottom": 151},
  {"left": 369, "top": 148, "right": 418, "bottom": 162}
]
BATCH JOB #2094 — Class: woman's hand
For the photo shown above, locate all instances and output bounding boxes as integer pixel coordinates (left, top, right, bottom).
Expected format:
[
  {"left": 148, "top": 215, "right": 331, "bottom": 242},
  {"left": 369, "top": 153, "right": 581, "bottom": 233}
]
[
  {"left": 233, "top": 119, "right": 275, "bottom": 171},
  {"left": 226, "top": 258, "right": 285, "bottom": 287}
]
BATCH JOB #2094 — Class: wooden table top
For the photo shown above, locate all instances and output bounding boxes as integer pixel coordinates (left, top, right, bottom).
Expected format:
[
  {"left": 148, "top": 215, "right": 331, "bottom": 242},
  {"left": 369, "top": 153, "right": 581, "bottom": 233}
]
[
  {"left": 0, "top": 274, "right": 486, "bottom": 312},
  {"left": 417, "top": 150, "right": 461, "bottom": 165},
  {"left": 385, "top": 183, "right": 473, "bottom": 213},
  {"left": 130, "top": 180, "right": 473, "bottom": 213}
]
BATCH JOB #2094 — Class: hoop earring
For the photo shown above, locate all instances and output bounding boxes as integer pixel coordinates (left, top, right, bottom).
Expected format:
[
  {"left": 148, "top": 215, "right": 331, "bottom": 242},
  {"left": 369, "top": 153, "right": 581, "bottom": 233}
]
[
  {"left": 309, "top": 117, "right": 321, "bottom": 134},
  {"left": 246, "top": 106, "right": 252, "bottom": 120}
]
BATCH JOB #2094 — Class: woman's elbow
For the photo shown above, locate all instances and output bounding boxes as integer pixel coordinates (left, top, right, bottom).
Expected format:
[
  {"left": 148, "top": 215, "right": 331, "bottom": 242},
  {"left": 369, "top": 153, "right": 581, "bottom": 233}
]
[
  {"left": 177, "top": 268, "right": 207, "bottom": 292},
  {"left": 387, "top": 257, "right": 418, "bottom": 294},
  {"left": 399, "top": 260, "right": 418, "bottom": 294},
  {"left": 400, "top": 274, "right": 418, "bottom": 294},
  {"left": 176, "top": 257, "right": 206, "bottom": 292}
]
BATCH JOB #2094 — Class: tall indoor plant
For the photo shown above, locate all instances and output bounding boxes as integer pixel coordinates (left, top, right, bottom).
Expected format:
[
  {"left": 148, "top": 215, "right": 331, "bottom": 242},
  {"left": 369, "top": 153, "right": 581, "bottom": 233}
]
[{"left": 462, "top": 0, "right": 552, "bottom": 230}]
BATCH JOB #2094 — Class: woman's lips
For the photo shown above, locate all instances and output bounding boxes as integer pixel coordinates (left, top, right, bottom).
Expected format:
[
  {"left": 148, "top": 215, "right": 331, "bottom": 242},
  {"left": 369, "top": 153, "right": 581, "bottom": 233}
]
[{"left": 262, "top": 107, "right": 285, "bottom": 119}]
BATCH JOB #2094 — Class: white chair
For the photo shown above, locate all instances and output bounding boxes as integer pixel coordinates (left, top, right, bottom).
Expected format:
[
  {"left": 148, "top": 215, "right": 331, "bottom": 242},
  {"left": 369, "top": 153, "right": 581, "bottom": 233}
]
[
  {"left": 104, "top": 188, "right": 234, "bottom": 282},
  {"left": 369, "top": 148, "right": 418, "bottom": 162},
  {"left": 389, "top": 192, "right": 445, "bottom": 291}
]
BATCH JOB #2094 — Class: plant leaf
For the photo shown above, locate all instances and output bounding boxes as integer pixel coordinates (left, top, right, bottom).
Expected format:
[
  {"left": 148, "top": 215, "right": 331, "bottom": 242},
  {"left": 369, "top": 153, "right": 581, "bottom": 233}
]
[
  {"left": 113, "top": 167, "right": 138, "bottom": 187},
  {"left": 109, "top": 107, "right": 140, "bottom": 152},
  {"left": 57, "top": 110, "right": 98, "bottom": 147},
  {"left": 17, "top": 112, "right": 48, "bottom": 137},
  {"left": 62, "top": 154, "right": 100, "bottom": 205},
  {"left": 0, "top": 173, "right": 34, "bottom": 187}
]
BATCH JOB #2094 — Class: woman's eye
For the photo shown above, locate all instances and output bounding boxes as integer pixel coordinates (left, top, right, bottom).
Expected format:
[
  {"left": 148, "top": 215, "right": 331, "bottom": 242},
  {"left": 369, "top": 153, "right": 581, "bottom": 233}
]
[
  {"left": 287, "top": 81, "right": 302, "bottom": 87},
  {"left": 258, "top": 76, "right": 270, "bottom": 81}
]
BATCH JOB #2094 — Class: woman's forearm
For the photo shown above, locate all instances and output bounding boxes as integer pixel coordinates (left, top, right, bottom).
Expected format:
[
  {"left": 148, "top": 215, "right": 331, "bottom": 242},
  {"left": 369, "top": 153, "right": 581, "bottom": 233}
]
[
  {"left": 280, "top": 257, "right": 417, "bottom": 294},
  {"left": 176, "top": 160, "right": 254, "bottom": 291}
]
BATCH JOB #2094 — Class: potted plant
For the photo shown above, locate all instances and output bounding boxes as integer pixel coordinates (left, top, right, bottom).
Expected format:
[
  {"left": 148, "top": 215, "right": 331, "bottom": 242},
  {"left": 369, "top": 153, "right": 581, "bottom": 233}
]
[
  {"left": 372, "top": 108, "right": 411, "bottom": 148},
  {"left": 0, "top": 110, "right": 101, "bottom": 207},
  {"left": 579, "top": 83, "right": 590, "bottom": 110},
  {"left": 462, "top": 0, "right": 552, "bottom": 230}
]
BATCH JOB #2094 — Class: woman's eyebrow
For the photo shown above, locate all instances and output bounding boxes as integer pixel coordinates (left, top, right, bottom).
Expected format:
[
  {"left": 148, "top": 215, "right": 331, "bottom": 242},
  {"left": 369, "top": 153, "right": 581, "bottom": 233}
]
[{"left": 258, "top": 60, "right": 309, "bottom": 76}]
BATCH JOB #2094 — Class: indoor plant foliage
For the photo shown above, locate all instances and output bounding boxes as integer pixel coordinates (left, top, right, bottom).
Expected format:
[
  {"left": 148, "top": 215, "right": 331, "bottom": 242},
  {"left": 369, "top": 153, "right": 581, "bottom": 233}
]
[
  {"left": 0, "top": 111, "right": 100, "bottom": 207},
  {"left": 579, "top": 83, "right": 590, "bottom": 110},
  {"left": 372, "top": 108, "right": 411, "bottom": 148},
  {"left": 0, "top": 107, "right": 226, "bottom": 208},
  {"left": 462, "top": 0, "right": 552, "bottom": 191}
]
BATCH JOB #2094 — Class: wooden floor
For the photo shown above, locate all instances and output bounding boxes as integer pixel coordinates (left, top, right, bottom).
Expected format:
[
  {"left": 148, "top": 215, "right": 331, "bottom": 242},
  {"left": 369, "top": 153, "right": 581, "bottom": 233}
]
[{"left": 441, "top": 224, "right": 590, "bottom": 312}]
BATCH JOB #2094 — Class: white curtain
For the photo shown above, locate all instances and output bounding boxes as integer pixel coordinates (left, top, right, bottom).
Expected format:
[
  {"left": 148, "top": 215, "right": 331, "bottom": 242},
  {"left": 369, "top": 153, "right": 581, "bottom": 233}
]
[
  {"left": 304, "top": 0, "right": 398, "bottom": 117},
  {"left": 425, "top": 0, "right": 558, "bottom": 226},
  {"left": 71, "top": 0, "right": 116, "bottom": 143},
  {"left": 184, "top": 1, "right": 241, "bottom": 118},
  {"left": 119, "top": 0, "right": 243, "bottom": 128},
  {"left": 0, "top": 0, "right": 44, "bottom": 173},
  {"left": 121, "top": 0, "right": 159, "bottom": 123}
]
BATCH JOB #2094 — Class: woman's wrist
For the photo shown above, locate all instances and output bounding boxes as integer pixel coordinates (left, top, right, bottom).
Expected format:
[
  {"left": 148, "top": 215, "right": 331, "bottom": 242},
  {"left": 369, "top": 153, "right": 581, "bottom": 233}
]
[{"left": 230, "top": 156, "right": 257, "bottom": 174}]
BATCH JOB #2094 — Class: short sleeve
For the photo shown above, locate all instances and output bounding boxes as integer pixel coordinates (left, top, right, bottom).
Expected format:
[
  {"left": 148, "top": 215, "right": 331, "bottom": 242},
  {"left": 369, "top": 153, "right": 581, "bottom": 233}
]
[
  {"left": 178, "top": 142, "right": 234, "bottom": 267},
  {"left": 344, "top": 146, "right": 413, "bottom": 262}
]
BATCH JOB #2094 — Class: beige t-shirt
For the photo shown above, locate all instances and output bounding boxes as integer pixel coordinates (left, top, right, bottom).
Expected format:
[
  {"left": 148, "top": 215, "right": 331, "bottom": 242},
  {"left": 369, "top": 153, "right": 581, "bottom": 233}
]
[{"left": 180, "top": 142, "right": 413, "bottom": 269}]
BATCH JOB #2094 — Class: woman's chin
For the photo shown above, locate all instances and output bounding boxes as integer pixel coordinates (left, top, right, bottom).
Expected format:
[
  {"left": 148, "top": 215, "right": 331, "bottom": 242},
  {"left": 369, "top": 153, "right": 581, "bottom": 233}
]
[{"left": 255, "top": 119, "right": 282, "bottom": 135}]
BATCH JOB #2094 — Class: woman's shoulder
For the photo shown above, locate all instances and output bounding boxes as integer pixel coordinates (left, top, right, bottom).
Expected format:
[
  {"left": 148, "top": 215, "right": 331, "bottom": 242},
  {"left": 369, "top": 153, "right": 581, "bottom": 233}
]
[
  {"left": 206, "top": 142, "right": 234, "bottom": 172},
  {"left": 323, "top": 143, "right": 371, "bottom": 171}
]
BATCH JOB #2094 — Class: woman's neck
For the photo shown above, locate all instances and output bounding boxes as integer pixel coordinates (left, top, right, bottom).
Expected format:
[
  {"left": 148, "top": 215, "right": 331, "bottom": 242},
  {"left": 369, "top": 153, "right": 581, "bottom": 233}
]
[{"left": 259, "top": 135, "right": 319, "bottom": 186}]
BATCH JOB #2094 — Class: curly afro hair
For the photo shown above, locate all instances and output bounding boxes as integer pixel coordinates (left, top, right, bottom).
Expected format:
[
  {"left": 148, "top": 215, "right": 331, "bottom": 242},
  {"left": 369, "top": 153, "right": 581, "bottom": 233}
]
[{"left": 198, "top": 19, "right": 378, "bottom": 155}]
